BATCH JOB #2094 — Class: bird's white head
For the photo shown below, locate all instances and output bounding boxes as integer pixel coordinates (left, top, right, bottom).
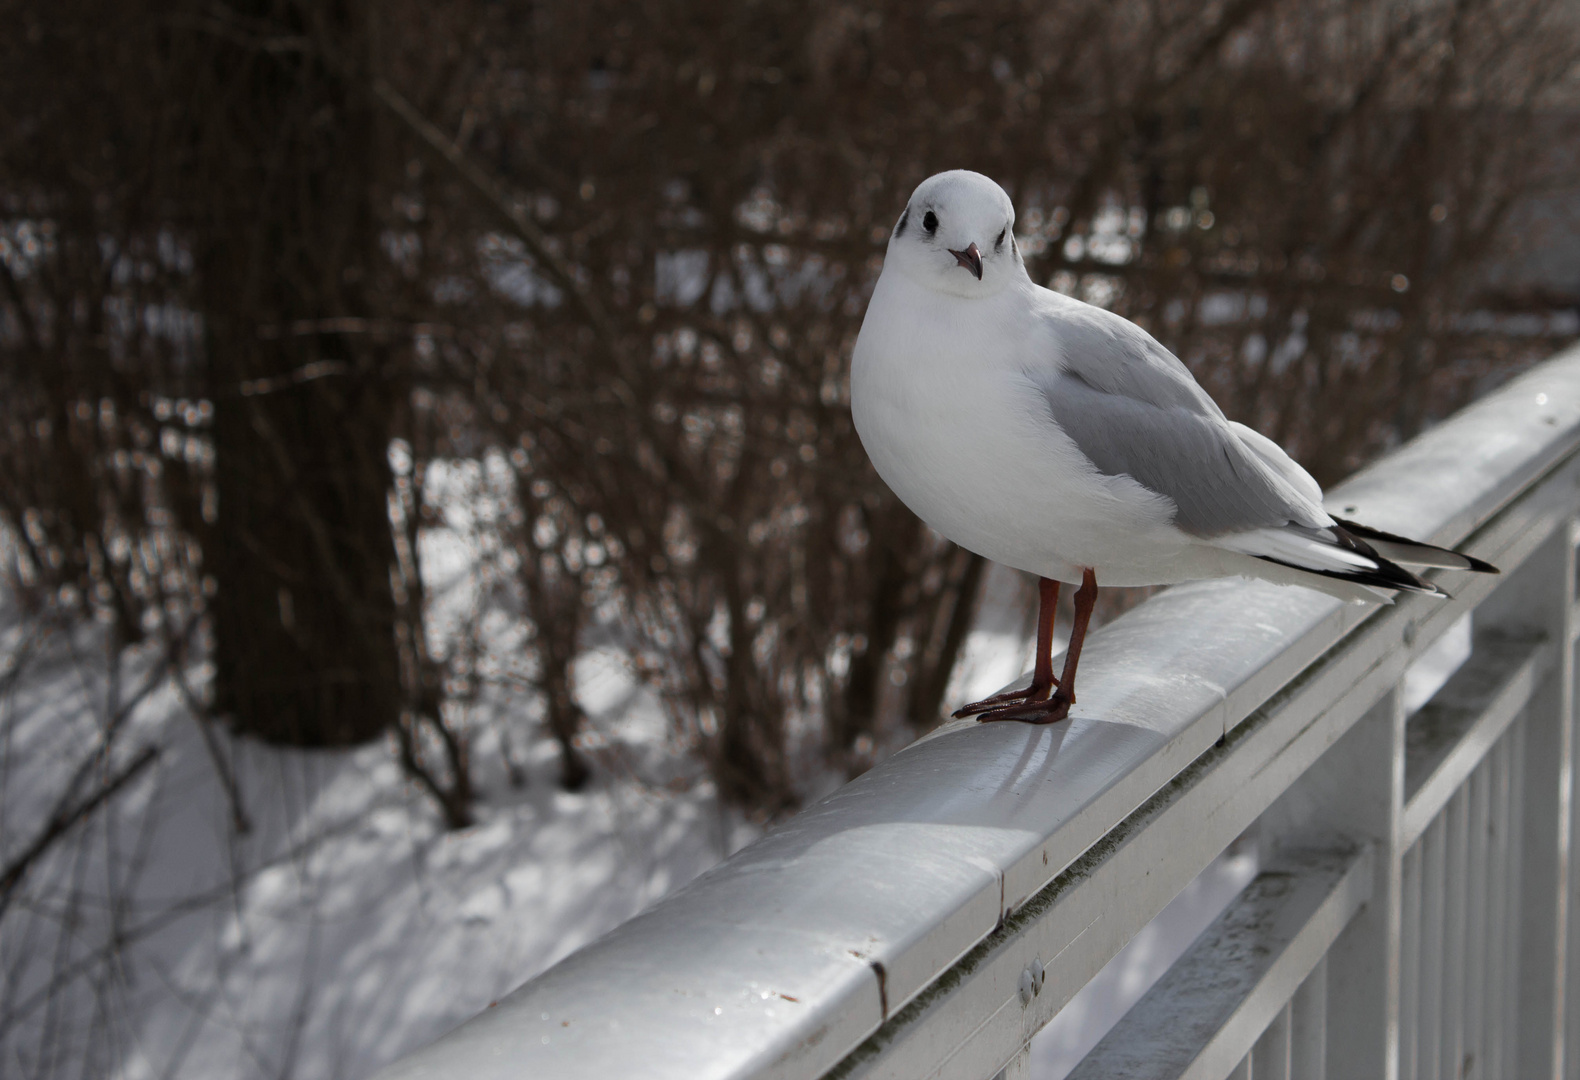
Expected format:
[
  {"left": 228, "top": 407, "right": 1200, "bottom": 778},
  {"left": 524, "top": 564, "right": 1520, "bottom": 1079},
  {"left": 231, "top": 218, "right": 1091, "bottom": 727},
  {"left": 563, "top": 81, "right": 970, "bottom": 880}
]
[{"left": 884, "top": 170, "right": 1024, "bottom": 297}]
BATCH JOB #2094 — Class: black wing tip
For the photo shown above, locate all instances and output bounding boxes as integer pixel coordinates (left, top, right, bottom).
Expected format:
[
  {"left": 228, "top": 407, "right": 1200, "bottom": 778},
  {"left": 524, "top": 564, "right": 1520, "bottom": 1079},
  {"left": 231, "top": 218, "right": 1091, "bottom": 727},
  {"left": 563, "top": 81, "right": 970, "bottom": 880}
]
[
  {"left": 1253, "top": 554, "right": 1448, "bottom": 598},
  {"left": 1460, "top": 553, "right": 1501, "bottom": 575},
  {"left": 1332, "top": 516, "right": 1500, "bottom": 575}
]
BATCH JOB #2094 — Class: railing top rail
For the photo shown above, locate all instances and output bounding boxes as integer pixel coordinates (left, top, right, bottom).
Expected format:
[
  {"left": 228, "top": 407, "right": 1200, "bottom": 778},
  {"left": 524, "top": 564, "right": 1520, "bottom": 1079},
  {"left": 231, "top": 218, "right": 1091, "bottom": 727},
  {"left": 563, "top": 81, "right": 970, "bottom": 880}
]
[{"left": 377, "top": 345, "right": 1580, "bottom": 1080}]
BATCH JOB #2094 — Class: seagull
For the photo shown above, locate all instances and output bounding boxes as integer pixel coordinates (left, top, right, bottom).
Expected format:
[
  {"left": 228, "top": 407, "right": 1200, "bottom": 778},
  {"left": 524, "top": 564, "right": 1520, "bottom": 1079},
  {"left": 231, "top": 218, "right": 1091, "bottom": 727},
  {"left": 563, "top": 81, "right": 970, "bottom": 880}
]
[{"left": 851, "top": 170, "right": 1497, "bottom": 725}]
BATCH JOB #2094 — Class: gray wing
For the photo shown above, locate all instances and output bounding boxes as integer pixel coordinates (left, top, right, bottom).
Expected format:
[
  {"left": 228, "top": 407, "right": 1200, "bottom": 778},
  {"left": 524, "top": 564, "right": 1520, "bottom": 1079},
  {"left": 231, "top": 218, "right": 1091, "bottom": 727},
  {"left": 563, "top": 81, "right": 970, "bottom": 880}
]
[
  {"left": 1053, "top": 299, "right": 1222, "bottom": 415},
  {"left": 1034, "top": 304, "right": 1326, "bottom": 537}
]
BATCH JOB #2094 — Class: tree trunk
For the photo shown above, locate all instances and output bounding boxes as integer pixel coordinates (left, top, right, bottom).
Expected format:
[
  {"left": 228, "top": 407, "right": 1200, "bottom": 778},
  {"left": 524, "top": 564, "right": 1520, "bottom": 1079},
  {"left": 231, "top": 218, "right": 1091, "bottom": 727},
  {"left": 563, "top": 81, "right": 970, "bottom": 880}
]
[
  {"left": 207, "top": 370, "right": 401, "bottom": 746},
  {"left": 194, "top": 0, "right": 401, "bottom": 747}
]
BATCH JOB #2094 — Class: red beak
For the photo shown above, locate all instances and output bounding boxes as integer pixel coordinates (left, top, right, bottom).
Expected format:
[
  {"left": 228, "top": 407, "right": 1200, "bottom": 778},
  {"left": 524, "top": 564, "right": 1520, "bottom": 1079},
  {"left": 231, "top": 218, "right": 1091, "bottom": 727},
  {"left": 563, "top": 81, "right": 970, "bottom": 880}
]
[{"left": 949, "top": 242, "right": 984, "bottom": 280}]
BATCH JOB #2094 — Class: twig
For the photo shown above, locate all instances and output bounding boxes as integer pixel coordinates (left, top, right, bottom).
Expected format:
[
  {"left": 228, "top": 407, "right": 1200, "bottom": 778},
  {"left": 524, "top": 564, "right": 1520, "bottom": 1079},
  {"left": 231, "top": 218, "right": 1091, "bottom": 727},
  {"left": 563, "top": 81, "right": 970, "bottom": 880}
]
[
  {"left": 0, "top": 745, "right": 159, "bottom": 919},
  {"left": 170, "top": 664, "right": 251, "bottom": 835}
]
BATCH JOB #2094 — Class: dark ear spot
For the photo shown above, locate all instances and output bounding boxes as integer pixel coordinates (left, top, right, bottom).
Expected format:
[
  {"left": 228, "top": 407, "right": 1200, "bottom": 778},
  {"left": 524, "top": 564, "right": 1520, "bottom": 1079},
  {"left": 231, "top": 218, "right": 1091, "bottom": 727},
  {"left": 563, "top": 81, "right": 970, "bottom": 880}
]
[{"left": 894, "top": 207, "right": 910, "bottom": 237}]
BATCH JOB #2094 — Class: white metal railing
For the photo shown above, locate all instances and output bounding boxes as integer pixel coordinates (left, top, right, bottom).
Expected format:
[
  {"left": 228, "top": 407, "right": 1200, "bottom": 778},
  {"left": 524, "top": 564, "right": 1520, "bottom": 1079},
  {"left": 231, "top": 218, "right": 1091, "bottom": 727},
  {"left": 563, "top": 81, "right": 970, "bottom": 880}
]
[{"left": 374, "top": 343, "right": 1580, "bottom": 1080}]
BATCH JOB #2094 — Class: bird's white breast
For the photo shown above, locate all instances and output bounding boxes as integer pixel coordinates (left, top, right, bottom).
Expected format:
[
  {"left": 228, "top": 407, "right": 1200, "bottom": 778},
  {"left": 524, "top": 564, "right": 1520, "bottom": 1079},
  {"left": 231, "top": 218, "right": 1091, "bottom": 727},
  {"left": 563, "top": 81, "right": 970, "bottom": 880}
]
[{"left": 851, "top": 271, "right": 1189, "bottom": 584}]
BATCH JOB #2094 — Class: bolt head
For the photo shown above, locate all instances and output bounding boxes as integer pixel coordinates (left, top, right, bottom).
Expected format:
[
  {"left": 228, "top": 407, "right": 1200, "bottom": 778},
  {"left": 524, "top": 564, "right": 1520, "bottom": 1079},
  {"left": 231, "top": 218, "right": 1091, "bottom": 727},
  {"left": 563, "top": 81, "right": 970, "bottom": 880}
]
[{"left": 1018, "top": 959, "right": 1045, "bottom": 1006}]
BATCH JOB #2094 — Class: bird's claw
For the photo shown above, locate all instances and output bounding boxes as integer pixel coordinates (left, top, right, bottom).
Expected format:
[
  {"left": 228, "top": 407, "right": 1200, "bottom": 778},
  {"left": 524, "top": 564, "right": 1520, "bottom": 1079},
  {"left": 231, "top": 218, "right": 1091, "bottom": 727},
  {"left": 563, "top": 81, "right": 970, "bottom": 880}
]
[
  {"left": 951, "top": 680, "right": 1059, "bottom": 719},
  {"left": 975, "top": 693, "right": 1073, "bottom": 725}
]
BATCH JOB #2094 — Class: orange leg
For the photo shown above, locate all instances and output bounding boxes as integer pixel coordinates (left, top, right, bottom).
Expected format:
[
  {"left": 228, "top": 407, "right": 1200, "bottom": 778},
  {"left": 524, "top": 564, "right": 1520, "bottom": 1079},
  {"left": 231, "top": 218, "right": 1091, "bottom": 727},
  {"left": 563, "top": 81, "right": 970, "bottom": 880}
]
[
  {"left": 953, "top": 577, "right": 1061, "bottom": 718},
  {"left": 976, "top": 568, "right": 1096, "bottom": 725}
]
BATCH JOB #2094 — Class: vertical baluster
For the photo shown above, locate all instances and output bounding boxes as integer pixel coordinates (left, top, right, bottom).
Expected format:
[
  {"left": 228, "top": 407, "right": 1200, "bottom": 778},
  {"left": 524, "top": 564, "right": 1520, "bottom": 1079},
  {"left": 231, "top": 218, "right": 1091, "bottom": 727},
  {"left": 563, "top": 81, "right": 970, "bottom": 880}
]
[
  {"left": 1506, "top": 716, "right": 1528, "bottom": 1080},
  {"left": 1566, "top": 522, "right": 1580, "bottom": 1080},
  {"left": 1568, "top": 589, "right": 1580, "bottom": 1080},
  {"left": 1319, "top": 690, "right": 1405, "bottom": 1077},
  {"left": 1517, "top": 658, "right": 1572, "bottom": 1080},
  {"left": 1478, "top": 526, "right": 1575, "bottom": 1078},
  {"left": 1227, "top": 1055, "right": 1253, "bottom": 1080},
  {"left": 1420, "top": 813, "right": 1447, "bottom": 1079},
  {"left": 1442, "top": 787, "right": 1469, "bottom": 1080},
  {"left": 1252, "top": 1002, "right": 1293, "bottom": 1080},
  {"left": 1291, "top": 956, "right": 1327, "bottom": 1080},
  {"left": 1563, "top": 527, "right": 1580, "bottom": 1080},
  {"left": 1463, "top": 762, "right": 1491, "bottom": 1078},
  {"left": 1484, "top": 737, "right": 1511, "bottom": 1075},
  {"left": 1569, "top": 633, "right": 1580, "bottom": 1080},
  {"left": 1400, "top": 841, "right": 1422, "bottom": 1080}
]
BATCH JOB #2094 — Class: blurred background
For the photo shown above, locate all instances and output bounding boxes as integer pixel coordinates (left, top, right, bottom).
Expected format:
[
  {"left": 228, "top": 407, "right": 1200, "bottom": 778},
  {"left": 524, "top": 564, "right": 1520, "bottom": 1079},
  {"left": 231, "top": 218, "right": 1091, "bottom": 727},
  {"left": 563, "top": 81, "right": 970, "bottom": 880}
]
[{"left": 2, "top": 1, "right": 1578, "bottom": 1076}]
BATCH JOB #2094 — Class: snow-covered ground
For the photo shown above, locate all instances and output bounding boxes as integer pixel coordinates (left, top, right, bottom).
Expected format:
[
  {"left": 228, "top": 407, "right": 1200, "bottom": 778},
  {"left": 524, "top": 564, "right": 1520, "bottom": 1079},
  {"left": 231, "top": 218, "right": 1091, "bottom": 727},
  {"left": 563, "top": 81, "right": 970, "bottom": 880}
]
[
  {"left": 0, "top": 476, "right": 769, "bottom": 1080},
  {"left": 0, "top": 513, "right": 1475, "bottom": 1080},
  {"left": 0, "top": 604, "right": 755, "bottom": 1079},
  {"left": 1, "top": 523, "right": 1036, "bottom": 1079}
]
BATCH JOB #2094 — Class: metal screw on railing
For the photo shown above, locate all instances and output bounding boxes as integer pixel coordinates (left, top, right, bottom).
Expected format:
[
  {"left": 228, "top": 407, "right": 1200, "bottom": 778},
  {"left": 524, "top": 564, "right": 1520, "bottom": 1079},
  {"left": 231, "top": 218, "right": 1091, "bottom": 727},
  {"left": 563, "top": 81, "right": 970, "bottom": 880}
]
[{"left": 1018, "top": 959, "right": 1045, "bottom": 1006}]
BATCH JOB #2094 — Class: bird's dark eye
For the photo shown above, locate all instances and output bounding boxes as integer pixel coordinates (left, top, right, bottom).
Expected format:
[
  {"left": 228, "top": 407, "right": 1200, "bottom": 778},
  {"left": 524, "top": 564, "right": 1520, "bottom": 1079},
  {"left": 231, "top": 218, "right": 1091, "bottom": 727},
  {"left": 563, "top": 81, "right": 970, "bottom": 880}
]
[
  {"left": 923, "top": 211, "right": 938, "bottom": 232},
  {"left": 996, "top": 228, "right": 1007, "bottom": 248}
]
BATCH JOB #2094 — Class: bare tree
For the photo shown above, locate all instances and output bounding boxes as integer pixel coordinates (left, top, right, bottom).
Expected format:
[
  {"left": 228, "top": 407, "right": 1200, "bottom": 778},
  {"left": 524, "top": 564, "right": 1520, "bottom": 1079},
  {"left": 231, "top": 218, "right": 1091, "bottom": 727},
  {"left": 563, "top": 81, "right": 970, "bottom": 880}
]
[
  {"left": 1, "top": 1, "right": 1578, "bottom": 1075},
  {"left": 2, "top": 0, "right": 1577, "bottom": 827},
  {"left": 375, "top": 0, "right": 1578, "bottom": 811}
]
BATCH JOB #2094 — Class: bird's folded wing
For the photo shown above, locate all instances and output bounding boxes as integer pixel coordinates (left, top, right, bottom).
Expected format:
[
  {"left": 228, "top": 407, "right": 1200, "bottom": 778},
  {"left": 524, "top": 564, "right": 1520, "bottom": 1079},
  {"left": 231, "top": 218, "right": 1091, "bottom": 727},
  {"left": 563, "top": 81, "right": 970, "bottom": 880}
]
[
  {"left": 1035, "top": 368, "right": 1322, "bottom": 536},
  {"left": 1226, "top": 421, "right": 1326, "bottom": 508},
  {"left": 1050, "top": 300, "right": 1226, "bottom": 416},
  {"left": 1029, "top": 305, "right": 1329, "bottom": 538}
]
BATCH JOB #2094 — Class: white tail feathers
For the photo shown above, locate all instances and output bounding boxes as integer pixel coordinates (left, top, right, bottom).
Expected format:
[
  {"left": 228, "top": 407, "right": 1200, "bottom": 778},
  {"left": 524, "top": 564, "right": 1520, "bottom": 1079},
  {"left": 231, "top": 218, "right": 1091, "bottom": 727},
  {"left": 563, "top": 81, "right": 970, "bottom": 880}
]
[
  {"left": 1217, "top": 526, "right": 1379, "bottom": 576},
  {"left": 1214, "top": 522, "right": 1450, "bottom": 597}
]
